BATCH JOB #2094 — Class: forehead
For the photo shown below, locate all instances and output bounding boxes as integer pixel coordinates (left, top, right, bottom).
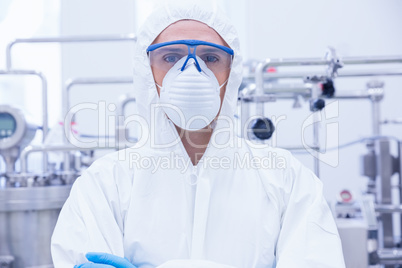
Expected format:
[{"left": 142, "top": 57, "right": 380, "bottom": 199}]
[{"left": 152, "top": 20, "right": 228, "bottom": 47}]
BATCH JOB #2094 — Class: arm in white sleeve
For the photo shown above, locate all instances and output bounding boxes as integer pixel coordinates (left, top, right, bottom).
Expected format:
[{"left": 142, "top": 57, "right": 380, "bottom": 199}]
[
  {"left": 51, "top": 155, "right": 129, "bottom": 267},
  {"left": 275, "top": 155, "right": 345, "bottom": 268}
]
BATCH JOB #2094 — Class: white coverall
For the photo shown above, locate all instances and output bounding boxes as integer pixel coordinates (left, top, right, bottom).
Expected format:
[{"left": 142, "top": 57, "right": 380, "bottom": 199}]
[{"left": 51, "top": 1, "right": 346, "bottom": 267}]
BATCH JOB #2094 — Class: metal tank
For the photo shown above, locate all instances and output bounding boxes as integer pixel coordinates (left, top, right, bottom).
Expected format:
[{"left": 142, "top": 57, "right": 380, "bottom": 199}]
[
  {"left": 0, "top": 104, "right": 71, "bottom": 268},
  {"left": 0, "top": 185, "right": 71, "bottom": 268}
]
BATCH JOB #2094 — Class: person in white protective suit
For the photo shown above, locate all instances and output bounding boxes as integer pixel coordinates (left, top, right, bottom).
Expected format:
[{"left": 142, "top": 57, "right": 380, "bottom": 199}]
[{"left": 51, "top": 1, "right": 345, "bottom": 268}]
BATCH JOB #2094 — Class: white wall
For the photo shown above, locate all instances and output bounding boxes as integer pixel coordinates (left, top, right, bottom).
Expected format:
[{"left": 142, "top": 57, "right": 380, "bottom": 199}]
[
  {"left": 60, "top": 0, "right": 136, "bottom": 148},
  {"left": 242, "top": 0, "right": 402, "bottom": 204},
  {"left": 0, "top": 0, "right": 61, "bottom": 131},
  {"left": 59, "top": 0, "right": 402, "bottom": 203},
  {"left": 0, "top": 0, "right": 61, "bottom": 173}
]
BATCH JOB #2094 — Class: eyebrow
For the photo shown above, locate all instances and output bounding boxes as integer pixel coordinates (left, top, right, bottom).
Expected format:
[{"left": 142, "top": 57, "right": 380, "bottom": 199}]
[
  {"left": 196, "top": 47, "right": 227, "bottom": 55},
  {"left": 152, "top": 47, "right": 188, "bottom": 54}
]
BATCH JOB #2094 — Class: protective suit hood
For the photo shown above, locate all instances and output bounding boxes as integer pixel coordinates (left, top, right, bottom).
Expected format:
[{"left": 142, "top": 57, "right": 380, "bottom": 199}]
[{"left": 133, "top": 0, "right": 242, "bottom": 147}]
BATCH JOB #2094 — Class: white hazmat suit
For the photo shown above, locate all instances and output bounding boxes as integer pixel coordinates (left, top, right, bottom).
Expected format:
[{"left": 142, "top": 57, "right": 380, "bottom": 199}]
[{"left": 51, "top": 1, "right": 345, "bottom": 268}]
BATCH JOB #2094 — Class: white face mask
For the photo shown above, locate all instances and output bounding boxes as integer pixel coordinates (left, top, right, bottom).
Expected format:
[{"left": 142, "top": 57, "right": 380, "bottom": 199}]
[{"left": 157, "top": 56, "right": 227, "bottom": 131}]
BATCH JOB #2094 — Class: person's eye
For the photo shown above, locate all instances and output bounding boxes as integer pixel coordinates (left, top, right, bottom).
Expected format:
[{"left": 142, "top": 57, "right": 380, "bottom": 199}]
[
  {"left": 204, "top": 55, "right": 219, "bottom": 63},
  {"left": 163, "top": 54, "right": 180, "bottom": 63}
]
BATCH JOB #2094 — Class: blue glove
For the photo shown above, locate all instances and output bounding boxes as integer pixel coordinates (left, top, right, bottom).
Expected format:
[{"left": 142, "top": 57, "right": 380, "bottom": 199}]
[{"left": 74, "top": 252, "right": 136, "bottom": 268}]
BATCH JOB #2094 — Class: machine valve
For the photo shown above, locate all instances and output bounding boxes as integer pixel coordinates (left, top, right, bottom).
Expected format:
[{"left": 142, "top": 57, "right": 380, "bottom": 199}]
[
  {"left": 251, "top": 117, "right": 275, "bottom": 140},
  {"left": 321, "top": 78, "right": 335, "bottom": 97},
  {"left": 310, "top": 98, "right": 326, "bottom": 111}
]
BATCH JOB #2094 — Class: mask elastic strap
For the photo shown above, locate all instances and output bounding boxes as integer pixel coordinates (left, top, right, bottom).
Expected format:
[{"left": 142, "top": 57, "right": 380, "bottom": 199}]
[{"left": 219, "top": 79, "right": 229, "bottom": 89}]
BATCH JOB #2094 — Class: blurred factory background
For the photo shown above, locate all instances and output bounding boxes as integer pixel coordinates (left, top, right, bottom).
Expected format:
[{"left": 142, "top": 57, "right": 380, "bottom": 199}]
[{"left": 0, "top": 0, "right": 401, "bottom": 267}]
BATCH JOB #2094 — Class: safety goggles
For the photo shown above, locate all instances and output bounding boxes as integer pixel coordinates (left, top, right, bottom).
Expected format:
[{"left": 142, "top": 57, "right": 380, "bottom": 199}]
[{"left": 147, "top": 39, "right": 234, "bottom": 76}]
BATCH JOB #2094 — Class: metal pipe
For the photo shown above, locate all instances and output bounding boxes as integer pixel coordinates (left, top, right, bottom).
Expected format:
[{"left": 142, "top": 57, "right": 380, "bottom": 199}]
[
  {"left": 264, "top": 85, "right": 311, "bottom": 95},
  {"left": 265, "top": 88, "right": 376, "bottom": 100},
  {"left": 332, "top": 91, "right": 371, "bottom": 99},
  {"left": 246, "top": 82, "right": 374, "bottom": 100},
  {"left": 376, "top": 205, "right": 402, "bottom": 213},
  {"left": 256, "top": 56, "right": 402, "bottom": 75},
  {"left": 0, "top": 70, "right": 49, "bottom": 172},
  {"left": 338, "top": 69, "right": 402, "bottom": 77},
  {"left": 252, "top": 56, "right": 402, "bottom": 179},
  {"left": 382, "top": 118, "right": 402, "bottom": 124},
  {"left": 238, "top": 84, "right": 254, "bottom": 138},
  {"left": 115, "top": 94, "right": 136, "bottom": 147},
  {"left": 399, "top": 142, "right": 402, "bottom": 230},
  {"left": 366, "top": 81, "right": 384, "bottom": 136},
  {"left": 116, "top": 93, "right": 136, "bottom": 124},
  {"left": 20, "top": 145, "right": 78, "bottom": 174},
  {"left": 255, "top": 56, "right": 402, "bottom": 96},
  {"left": 255, "top": 60, "right": 269, "bottom": 116},
  {"left": 255, "top": 57, "right": 333, "bottom": 103},
  {"left": 243, "top": 68, "right": 401, "bottom": 103},
  {"left": 240, "top": 101, "right": 250, "bottom": 139},
  {"left": 244, "top": 69, "right": 402, "bottom": 80},
  {"left": 6, "top": 34, "right": 136, "bottom": 70},
  {"left": 342, "top": 55, "right": 402, "bottom": 65},
  {"left": 311, "top": 83, "right": 321, "bottom": 177},
  {"left": 62, "top": 77, "right": 134, "bottom": 172},
  {"left": 241, "top": 83, "right": 310, "bottom": 100},
  {"left": 19, "top": 144, "right": 113, "bottom": 174},
  {"left": 63, "top": 77, "right": 134, "bottom": 122},
  {"left": 372, "top": 101, "right": 381, "bottom": 136},
  {"left": 377, "top": 248, "right": 402, "bottom": 265}
]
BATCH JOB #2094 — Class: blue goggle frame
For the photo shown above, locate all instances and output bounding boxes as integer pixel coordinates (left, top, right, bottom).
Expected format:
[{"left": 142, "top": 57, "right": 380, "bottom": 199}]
[{"left": 147, "top": 39, "right": 234, "bottom": 72}]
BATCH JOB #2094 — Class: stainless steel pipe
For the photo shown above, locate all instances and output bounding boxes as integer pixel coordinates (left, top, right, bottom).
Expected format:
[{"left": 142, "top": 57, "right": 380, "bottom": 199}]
[
  {"left": 62, "top": 77, "right": 133, "bottom": 172},
  {"left": 377, "top": 248, "right": 402, "bottom": 265},
  {"left": 117, "top": 93, "right": 136, "bottom": 120},
  {"left": 19, "top": 144, "right": 115, "bottom": 174},
  {"left": 255, "top": 56, "right": 402, "bottom": 102},
  {"left": 6, "top": 34, "right": 136, "bottom": 70},
  {"left": 244, "top": 69, "right": 402, "bottom": 80},
  {"left": 375, "top": 205, "right": 402, "bottom": 213},
  {"left": 63, "top": 77, "right": 134, "bottom": 125}
]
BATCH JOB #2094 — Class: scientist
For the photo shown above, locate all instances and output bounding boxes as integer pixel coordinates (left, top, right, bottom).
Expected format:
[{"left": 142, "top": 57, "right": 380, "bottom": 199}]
[{"left": 51, "top": 1, "right": 345, "bottom": 268}]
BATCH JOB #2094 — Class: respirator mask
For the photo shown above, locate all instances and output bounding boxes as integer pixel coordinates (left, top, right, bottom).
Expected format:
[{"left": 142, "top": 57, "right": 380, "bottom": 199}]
[{"left": 147, "top": 39, "right": 233, "bottom": 131}]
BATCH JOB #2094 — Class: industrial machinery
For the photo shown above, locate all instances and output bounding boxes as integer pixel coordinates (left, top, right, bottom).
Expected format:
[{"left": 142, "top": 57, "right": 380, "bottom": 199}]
[
  {"left": 0, "top": 105, "right": 37, "bottom": 175},
  {"left": 0, "top": 104, "right": 72, "bottom": 268},
  {"left": 0, "top": 33, "right": 402, "bottom": 268},
  {"left": 0, "top": 35, "right": 135, "bottom": 268},
  {"left": 239, "top": 51, "right": 402, "bottom": 267}
]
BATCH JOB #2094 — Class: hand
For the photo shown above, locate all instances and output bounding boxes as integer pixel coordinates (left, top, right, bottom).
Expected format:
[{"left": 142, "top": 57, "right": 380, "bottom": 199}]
[{"left": 74, "top": 252, "right": 136, "bottom": 268}]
